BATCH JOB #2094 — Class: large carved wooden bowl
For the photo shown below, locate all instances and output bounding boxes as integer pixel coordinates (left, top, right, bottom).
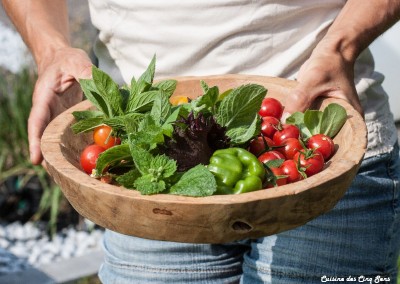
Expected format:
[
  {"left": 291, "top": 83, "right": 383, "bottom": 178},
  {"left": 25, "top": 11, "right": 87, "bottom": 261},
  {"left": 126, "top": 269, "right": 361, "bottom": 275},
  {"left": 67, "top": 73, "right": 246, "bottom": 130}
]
[{"left": 41, "top": 75, "right": 367, "bottom": 243}]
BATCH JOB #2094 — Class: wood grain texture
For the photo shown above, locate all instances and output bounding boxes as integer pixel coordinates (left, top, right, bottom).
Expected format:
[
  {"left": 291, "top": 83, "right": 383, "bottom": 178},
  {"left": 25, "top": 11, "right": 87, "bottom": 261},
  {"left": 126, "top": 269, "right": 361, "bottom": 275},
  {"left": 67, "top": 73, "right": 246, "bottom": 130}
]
[{"left": 41, "top": 75, "right": 367, "bottom": 243}]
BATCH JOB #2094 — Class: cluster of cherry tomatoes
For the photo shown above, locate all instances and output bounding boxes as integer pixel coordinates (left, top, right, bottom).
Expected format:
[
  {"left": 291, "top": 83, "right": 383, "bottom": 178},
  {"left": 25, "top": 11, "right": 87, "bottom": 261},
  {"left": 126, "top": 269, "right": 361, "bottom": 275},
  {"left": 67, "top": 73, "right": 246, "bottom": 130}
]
[
  {"left": 249, "top": 97, "right": 335, "bottom": 188},
  {"left": 80, "top": 126, "right": 121, "bottom": 175}
]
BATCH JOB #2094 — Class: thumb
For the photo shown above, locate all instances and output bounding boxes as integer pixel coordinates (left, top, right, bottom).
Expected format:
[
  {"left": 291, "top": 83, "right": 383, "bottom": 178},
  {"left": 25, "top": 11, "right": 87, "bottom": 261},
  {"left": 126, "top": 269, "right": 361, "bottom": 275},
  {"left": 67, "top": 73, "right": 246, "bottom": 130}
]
[{"left": 282, "top": 85, "right": 314, "bottom": 117}]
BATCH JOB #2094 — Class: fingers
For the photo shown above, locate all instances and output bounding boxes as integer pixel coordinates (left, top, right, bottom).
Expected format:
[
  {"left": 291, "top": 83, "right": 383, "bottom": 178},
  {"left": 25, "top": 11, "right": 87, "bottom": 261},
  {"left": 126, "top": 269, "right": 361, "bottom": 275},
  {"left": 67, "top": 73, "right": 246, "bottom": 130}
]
[
  {"left": 28, "top": 97, "right": 51, "bottom": 165},
  {"left": 27, "top": 48, "right": 93, "bottom": 165}
]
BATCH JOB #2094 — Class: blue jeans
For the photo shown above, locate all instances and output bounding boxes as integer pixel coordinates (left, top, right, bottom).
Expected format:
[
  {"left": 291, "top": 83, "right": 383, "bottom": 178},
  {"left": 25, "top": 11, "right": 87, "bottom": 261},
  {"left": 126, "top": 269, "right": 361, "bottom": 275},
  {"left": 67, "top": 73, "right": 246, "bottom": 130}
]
[{"left": 99, "top": 144, "right": 400, "bottom": 284}]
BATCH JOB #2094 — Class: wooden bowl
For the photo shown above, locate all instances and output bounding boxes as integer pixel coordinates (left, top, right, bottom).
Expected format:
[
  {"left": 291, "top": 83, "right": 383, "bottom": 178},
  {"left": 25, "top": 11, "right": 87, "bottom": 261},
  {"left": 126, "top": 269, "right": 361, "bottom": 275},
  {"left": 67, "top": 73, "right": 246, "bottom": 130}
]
[{"left": 41, "top": 75, "right": 367, "bottom": 244}]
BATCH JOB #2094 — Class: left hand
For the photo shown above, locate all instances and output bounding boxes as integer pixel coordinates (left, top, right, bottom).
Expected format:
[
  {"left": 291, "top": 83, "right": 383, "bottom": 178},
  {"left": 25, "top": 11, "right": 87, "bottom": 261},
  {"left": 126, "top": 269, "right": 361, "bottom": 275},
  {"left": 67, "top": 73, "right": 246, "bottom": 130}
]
[{"left": 283, "top": 41, "right": 364, "bottom": 118}]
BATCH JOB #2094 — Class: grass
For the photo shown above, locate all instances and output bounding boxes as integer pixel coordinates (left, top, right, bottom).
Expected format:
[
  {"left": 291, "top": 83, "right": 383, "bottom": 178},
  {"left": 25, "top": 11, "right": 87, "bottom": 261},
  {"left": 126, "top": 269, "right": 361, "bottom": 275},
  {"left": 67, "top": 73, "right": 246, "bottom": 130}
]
[{"left": 0, "top": 69, "right": 63, "bottom": 236}]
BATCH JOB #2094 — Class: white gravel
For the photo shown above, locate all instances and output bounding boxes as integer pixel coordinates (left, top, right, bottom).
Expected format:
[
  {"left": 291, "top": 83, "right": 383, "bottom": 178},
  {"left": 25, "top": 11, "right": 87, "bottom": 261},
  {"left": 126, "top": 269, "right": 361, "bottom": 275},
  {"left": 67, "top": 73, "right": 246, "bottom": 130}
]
[{"left": 0, "top": 221, "right": 103, "bottom": 275}]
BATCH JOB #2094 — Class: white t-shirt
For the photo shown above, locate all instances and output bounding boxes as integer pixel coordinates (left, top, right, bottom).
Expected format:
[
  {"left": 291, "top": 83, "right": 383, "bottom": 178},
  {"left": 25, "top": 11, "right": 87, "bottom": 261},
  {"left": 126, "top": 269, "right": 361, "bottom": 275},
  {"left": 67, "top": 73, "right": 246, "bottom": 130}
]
[{"left": 88, "top": 0, "right": 397, "bottom": 158}]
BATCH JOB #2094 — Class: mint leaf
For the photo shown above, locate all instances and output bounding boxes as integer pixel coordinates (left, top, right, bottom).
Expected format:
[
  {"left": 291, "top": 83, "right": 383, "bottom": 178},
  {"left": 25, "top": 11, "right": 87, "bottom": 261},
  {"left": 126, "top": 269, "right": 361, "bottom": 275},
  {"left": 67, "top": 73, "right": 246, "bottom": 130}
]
[
  {"left": 126, "top": 90, "right": 159, "bottom": 113},
  {"left": 116, "top": 169, "right": 141, "bottom": 189},
  {"left": 134, "top": 175, "right": 166, "bottom": 195},
  {"left": 129, "top": 145, "right": 152, "bottom": 175},
  {"left": 149, "top": 154, "right": 177, "bottom": 179},
  {"left": 320, "top": 103, "right": 347, "bottom": 138},
  {"left": 216, "top": 84, "right": 266, "bottom": 144},
  {"left": 95, "top": 144, "right": 132, "bottom": 174},
  {"left": 226, "top": 114, "right": 260, "bottom": 145},
  {"left": 150, "top": 91, "right": 171, "bottom": 124},
  {"left": 304, "top": 110, "right": 323, "bottom": 135},
  {"left": 216, "top": 84, "right": 266, "bottom": 128},
  {"left": 169, "top": 165, "right": 217, "bottom": 197},
  {"left": 162, "top": 106, "right": 182, "bottom": 137},
  {"left": 130, "top": 55, "right": 156, "bottom": 97},
  {"left": 72, "top": 110, "right": 103, "bottom": 121},
  {"left": 79, "top": 79, "right": 110, "bottom": 116},
  {"left": 92, "top": 66, "right": 123, "bottom": 117},
  {"left": 153, "top": 79, "right": 177, "bottom": 97},
  {"left": 133, "top": 115, "right": 165, "bottom": 150},
  {"left": 191, "top": 81, "right": 219, "bottom": 114},
  {"left": 103, "top": 113, "right": 143, "bottom": 134},
  {"left": 200, "top": 80, "right": 210, "bottom": 93},
  {"left": 71, "top": 117, "right": 104, "bottom": 134}
]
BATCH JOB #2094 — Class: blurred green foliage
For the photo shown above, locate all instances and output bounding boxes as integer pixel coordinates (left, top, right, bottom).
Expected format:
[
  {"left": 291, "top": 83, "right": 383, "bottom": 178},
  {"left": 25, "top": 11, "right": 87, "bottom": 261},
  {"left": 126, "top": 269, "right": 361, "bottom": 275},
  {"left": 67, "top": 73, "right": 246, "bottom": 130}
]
[{"left": 0, "top": 69, "right": 62, "bottom": 236}]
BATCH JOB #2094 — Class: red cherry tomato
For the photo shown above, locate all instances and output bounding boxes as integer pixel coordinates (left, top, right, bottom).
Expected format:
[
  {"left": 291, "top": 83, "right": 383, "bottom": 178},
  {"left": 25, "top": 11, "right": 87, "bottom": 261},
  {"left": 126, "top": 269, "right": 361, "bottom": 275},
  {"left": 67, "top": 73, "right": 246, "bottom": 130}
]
[
  {"left": 266, "top": 167, "right": 288, "bottom": 188},
  {"left": 280, "top": 159, "right": 304, "bottom": 184},
  {"left": 307, "top": 134, "right": 335, "bottom": 161},
  {"left": 80, "top": 144, "right": 105, "bottom": 174},
  {"left": 261, "top": 116, "right": 280, "bottom": 138},
  {"left": 277, "top": 138, "right": 303, "bottom": 159},
  {"left": 249, "top": 136, "right": 275, "bottom": 157},
  {"left": 293, "top": 150, "right": 325, "bottom": 177},
  {"left": 259, "top": 97, "right": 284, "bottom": 119},
  {"left": 273, "top": 124, "right": 300, "bottom": 145},
  {"left": 258, "top": 150, "right": 285, "bottom": 164},
  {"left": 93, "top": 125, "right": 121, "bottom": 149}
]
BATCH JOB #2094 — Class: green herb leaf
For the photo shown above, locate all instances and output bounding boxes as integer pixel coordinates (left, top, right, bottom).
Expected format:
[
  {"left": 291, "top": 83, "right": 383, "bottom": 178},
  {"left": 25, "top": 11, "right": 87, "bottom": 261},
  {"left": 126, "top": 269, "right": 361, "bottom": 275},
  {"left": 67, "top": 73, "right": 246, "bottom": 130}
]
[
  {"left": 225, "top": 114, "right": 260, "bottom": 145},
  {"left": 71, "top": 117, "right": 104, "bottom": 134},
  {"left": 133, "top": 115, "right": 165, "bottom": 150},
  {"left": 72, "top": 110, "right": 103, "bottom": 121},
  {"left": 162, "top": 106, "right": 182, "bottom": 137},
  {"left": 320, "top": 103, "right": 347, "bottom": 138},
  {"left": 126, "top": 90, "right": 159, "bottom": 113},
  {"left": 149, "top": 154, "right": 177, "bottom": 179},
  {"left": 116, "top": 169, "right": 141, "bottom": 189},
  {"left": 130, "top": 55, "right": 156, "bottom": 97},
  {"left": 92, "top": 66, "right": 123, "bottom": 117},
  {"left": 216, "top": 84, "right": 266, "bottom": 128},
  {"left": 169, "top": 165, "right": 217, "bottom": 197},
  {"left": 129, "top": 145, "right": 152, "bottom": 175},
  {"left": 134, "top": 175, "right": 166, "bottom": 195},
  {"left": 153, "top": 79, "right": 177, "bottom": 97},
  {"left": 150, "top": 91, "right": 171, "bottom": 124},
  {"left": 304, "top": 110, "right": 323, "bottom": 135},
  {"left": 286, "top": 111, "right": 312, "bottom": 138},
  {"left": 191, "top": 81, "right": 219, "bottom": 114},
  {"left": 79, "top": 79, "right": 110, "bottom": 117},
  {"left": 264, "top": 159, "right": 285, "bottom": 169},
  {"left": 95, "top": 144, "right": 132, "bottom": 174},
  {"left": 103, "top": 113, "right": 143, "bottom": 134}
]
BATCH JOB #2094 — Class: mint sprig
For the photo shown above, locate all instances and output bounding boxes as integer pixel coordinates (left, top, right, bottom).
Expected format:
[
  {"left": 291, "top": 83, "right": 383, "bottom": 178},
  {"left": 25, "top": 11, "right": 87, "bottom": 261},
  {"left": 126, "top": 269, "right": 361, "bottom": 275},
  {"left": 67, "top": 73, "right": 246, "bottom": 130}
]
[{"left": 216, "top": 84, "right": 266, "bottom": 144}]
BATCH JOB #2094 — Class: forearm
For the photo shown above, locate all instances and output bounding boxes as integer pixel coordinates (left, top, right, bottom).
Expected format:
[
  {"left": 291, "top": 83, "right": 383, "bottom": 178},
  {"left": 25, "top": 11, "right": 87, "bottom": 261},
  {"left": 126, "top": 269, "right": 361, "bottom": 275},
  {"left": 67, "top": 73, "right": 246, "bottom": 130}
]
[
  {"left": 2, "top": 0, "right": 71, "bottom": 71},
  {"left": 320, "top": 0, "right": 400, "bottom": 63}
]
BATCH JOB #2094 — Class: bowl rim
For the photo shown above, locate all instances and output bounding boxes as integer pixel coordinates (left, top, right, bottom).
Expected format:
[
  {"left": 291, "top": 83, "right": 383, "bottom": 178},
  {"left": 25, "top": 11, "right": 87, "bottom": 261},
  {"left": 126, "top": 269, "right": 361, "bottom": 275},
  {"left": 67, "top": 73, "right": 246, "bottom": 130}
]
[{"left": 41, "top": 74, "right": 367, "bottom": 205}]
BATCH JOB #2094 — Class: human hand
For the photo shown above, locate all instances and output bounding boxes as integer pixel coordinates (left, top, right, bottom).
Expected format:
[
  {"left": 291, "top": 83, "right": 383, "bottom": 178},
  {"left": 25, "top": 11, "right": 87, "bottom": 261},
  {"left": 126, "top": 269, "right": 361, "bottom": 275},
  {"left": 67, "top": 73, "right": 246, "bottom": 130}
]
[
  {"left": 29, "top": 47, "right": 93, "bottom": 165},
  {"left": 282, "top": 41, "right": 364, "bottom": 120}
]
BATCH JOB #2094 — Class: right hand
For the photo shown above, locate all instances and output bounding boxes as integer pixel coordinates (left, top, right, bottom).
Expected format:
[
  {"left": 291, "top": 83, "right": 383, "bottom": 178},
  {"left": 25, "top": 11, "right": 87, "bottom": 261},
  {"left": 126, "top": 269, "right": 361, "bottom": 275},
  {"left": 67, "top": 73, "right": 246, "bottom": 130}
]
[{"left": 29, "top": 47, "right": 93, "bottom": 165}]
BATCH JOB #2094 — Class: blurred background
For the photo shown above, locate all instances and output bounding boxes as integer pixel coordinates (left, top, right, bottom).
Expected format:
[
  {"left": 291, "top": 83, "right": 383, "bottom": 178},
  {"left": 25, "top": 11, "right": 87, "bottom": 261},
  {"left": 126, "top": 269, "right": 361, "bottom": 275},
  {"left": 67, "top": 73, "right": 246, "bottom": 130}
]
[
  {"left": 0, "top": 2, "right": 102, "bottom": 283},
  {"left": 0, "top": 2, "right": 399, "bottom": 283}
]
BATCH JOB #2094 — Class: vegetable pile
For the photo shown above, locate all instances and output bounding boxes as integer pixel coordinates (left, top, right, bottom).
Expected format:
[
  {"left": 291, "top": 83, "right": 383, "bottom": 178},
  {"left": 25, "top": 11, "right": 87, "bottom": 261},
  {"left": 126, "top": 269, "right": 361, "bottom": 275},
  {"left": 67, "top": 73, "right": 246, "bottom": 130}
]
[{"left": 72, "top": 56, "right": 347, "bottom": 197}]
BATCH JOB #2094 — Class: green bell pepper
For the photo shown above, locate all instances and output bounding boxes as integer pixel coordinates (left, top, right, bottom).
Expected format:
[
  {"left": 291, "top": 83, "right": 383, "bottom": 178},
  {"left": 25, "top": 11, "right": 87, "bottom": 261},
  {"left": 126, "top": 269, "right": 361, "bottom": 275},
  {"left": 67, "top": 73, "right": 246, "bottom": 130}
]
[{"left": 208, "top": 147, "right": 265, "bottom": 194}]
